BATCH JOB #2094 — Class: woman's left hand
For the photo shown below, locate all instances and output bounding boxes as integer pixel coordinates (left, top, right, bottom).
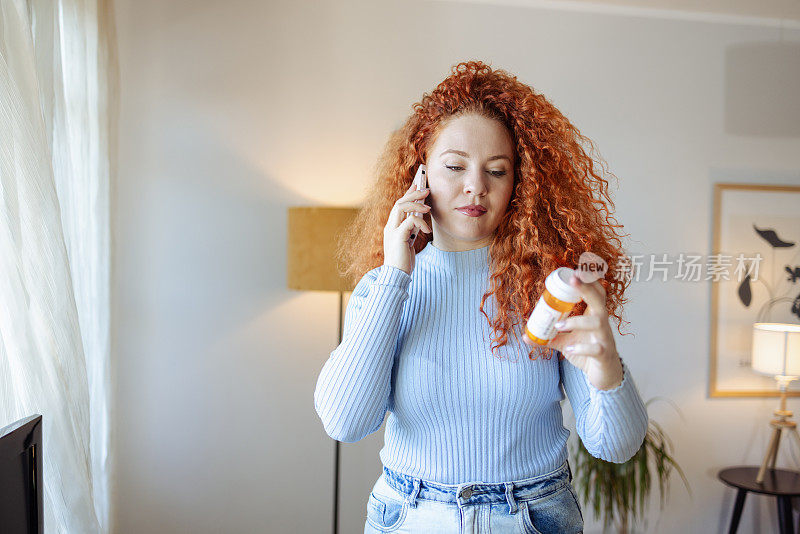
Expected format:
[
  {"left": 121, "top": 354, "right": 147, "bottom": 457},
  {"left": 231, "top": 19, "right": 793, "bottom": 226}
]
[{"left": 523, "top": 272, "right": 624, "bottom": 391}]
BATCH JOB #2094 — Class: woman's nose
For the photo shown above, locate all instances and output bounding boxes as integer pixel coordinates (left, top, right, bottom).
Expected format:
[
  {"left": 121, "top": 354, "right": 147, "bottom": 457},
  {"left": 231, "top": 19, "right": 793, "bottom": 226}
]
[{"left": 464, "top": 179, "right": 489, "bottom": 196}]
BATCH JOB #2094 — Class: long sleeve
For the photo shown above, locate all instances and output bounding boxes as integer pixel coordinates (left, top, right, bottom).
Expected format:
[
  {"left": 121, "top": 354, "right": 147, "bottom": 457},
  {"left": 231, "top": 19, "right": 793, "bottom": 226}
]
[
  {"left": 313, "top": 264, "right": 411, "bottom": 443},
  {"left": 559, "top": 351, "right": 649, "bottom": 463}
]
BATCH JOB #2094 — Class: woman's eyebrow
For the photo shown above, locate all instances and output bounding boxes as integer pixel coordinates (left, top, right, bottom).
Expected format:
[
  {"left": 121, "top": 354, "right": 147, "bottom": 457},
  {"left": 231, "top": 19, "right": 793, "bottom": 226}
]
[{"left": 440, "top": 149, "right": 511, "bottom": 162}]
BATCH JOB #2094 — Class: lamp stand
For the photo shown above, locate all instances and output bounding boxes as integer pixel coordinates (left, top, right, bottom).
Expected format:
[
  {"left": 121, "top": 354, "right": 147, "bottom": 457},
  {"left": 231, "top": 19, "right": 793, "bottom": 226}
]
[
  {"left": 286, "top": 207, "right": 360, "bottom": 534},
  {"left": 331, "top": 291, "right": 345, "bottom": 534},
  {"left": 333, "top": 439, "right": 340, "bottom": 534},
  {"left": 757, "top": 376, "right": 800, "bottom": 484}
]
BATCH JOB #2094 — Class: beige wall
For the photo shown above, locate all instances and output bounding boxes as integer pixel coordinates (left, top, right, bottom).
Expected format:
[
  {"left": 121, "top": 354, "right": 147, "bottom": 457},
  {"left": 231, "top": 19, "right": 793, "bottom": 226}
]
[{"left": 112, "top": 0, "right": 800, "bottom": 532}]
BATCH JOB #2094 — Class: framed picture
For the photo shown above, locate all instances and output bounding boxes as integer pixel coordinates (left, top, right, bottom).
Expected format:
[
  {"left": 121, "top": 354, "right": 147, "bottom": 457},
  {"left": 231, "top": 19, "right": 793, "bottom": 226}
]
[{"left": 710, "top": 183, "right": 800, "bottom": 398}]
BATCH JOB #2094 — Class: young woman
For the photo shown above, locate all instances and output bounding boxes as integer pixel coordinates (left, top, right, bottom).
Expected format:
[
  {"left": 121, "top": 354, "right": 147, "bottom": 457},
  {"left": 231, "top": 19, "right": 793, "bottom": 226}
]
[{"left": 314, "top": 60, "right": 648, "bottom": 534}]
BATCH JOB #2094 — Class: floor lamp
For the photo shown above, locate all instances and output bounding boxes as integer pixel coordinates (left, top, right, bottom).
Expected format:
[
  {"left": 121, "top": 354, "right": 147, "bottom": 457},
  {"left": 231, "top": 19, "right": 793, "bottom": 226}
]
[
  {"left": 287, "top": 206, "right": 359, "bottom": 534},
  {"left": 751, "top": 322, "right": 800, "bottom": 484}
]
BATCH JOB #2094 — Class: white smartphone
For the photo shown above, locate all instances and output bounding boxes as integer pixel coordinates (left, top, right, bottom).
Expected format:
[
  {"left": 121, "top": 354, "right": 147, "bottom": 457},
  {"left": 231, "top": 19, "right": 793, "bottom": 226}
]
[{"left": 407, "top": 164, "right": 428, "bottom": 243}]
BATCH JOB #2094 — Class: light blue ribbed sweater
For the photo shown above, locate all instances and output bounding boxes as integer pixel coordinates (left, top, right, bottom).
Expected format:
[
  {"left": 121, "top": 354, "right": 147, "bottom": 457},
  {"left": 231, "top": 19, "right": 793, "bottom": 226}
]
[{"left": 314, "top": 243, "right": 649, "bottom": 484}]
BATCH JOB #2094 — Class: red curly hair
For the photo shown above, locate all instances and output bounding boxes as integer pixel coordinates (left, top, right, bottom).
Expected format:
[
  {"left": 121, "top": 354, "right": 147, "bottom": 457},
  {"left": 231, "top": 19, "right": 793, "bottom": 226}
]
[{"left": 336, "top": 60, "right": 633, "bottom": 361}]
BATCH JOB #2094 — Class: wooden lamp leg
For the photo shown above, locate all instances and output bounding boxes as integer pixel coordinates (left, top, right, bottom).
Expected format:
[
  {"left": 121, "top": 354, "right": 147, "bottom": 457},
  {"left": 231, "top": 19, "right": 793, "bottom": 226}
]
[
  {"left": 757, "top": 382, "right": 798, "bottom": 485},
  {"left": 771, "top": 432, "right": 783, "bottom": 471},
  {"left": 758, "top": 428, "right": 781, "bottom": 484}
]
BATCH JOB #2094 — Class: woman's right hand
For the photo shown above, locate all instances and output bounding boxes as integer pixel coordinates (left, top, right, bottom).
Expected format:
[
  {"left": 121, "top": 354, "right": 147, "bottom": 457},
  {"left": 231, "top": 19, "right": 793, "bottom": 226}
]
[{"left": 383, "top": 183, "right": 432, "bottom": 275}]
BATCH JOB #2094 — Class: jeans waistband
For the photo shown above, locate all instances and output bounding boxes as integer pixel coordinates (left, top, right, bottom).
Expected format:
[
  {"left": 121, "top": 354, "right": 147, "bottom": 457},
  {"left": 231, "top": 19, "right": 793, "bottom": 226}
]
[{"left": 381, "top": 459, "right": 572, "bottom": 511}]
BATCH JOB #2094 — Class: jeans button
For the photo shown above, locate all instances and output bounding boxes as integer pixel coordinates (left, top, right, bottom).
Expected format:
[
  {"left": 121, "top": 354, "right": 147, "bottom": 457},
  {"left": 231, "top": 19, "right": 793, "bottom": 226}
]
[{"left": 461, "top": 487, "right": 473, "bottom": 499}]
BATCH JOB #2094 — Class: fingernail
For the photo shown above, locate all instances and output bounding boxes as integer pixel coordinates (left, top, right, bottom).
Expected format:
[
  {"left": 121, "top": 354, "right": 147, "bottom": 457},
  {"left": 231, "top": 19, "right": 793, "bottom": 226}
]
[
  {"left": 564, "top": 345, "right": 574, "bottom": 352},
  {"left": 554, "top": 321, "right": 565, "bottom": 329}
]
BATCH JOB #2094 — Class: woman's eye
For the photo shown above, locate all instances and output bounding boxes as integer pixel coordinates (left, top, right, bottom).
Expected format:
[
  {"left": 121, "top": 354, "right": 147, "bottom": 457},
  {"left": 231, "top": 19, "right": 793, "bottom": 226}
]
[{"left": 445, "top": 165, "right": 506, "bottom": 177}]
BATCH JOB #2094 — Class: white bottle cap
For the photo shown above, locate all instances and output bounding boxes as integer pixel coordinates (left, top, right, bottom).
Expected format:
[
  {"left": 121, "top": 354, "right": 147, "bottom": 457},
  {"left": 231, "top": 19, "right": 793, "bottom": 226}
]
[{"left": 545, "top": 267, "right": 582, "bottom": 303}]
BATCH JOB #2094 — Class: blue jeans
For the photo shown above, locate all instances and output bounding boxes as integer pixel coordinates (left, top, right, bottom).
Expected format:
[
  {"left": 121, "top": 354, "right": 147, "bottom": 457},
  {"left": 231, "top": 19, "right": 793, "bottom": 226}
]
[{"left": 364, "top": 459, "right": 583, "bottom": 533}]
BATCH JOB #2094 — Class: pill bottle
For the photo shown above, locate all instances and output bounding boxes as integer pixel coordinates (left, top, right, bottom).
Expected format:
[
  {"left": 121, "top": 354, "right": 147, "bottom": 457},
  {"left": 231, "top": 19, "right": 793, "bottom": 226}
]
[{"left": 525, "top": 267, "right": 583, "bottom": 345}]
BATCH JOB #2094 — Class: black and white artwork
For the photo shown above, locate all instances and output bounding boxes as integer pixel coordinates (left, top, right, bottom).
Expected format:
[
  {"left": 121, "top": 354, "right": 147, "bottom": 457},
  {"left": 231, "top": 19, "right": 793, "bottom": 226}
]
[{"left": 710, "top": 183, "right": 800, "bottom": 397}]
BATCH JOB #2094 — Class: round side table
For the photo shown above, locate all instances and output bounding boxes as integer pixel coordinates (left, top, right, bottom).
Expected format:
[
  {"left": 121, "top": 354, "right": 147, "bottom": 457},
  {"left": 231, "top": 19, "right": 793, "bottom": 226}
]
[{"left": 718, "top": 466, "right": 800, "bottom": 534}]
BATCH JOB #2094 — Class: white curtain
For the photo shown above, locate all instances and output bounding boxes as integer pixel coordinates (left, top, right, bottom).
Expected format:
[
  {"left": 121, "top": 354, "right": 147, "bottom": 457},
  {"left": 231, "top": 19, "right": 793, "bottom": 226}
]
[{"left": 0, "top": 0, "right": 115, "bottom": 532}]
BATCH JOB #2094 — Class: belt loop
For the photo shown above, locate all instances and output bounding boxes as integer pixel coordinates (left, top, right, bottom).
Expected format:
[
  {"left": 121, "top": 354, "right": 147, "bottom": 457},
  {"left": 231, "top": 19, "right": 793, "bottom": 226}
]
[
  {"left": 406, "top": 478, "right": 421, "bottom": 508},
  {"left": 504, "top": 482, "right": 517, "bottom": 514}
]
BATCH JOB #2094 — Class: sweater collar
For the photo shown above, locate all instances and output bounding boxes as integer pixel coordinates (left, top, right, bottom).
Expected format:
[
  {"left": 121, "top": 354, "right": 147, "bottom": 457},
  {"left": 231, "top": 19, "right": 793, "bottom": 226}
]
[{"left": 418, "top": 242, "right": 491, "bottom": 272}]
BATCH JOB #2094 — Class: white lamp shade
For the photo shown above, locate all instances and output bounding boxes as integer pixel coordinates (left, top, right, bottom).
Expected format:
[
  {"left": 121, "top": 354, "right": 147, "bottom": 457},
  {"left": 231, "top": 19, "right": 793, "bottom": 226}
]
[{"left": 752, "top": 323, "right": 800, "bottom": 376}]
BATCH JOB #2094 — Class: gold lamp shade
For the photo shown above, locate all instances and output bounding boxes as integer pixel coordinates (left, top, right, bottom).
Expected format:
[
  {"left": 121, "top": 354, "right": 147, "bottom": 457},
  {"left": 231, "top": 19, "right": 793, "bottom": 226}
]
[{"left": 287, "top": 207, "right": 359, "bottom": 292}]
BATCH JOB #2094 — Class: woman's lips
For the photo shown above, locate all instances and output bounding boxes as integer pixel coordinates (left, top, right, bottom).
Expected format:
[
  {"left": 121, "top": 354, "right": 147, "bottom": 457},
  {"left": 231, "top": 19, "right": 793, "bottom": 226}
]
[{"left": 456, "top": 207, "right": 487, "bottom": 217}]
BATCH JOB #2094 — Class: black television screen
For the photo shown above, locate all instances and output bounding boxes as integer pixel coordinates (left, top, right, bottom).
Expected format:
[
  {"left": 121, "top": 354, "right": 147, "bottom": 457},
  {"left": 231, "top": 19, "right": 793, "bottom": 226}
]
[{"left": 0, "top": 415, "right": 43, "bottom": 534}]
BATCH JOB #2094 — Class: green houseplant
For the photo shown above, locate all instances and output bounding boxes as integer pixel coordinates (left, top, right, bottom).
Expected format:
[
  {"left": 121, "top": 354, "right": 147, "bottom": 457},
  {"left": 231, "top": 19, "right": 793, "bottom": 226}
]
[{"left": 569, "top": 397, "right": 692, "bottom": 534}]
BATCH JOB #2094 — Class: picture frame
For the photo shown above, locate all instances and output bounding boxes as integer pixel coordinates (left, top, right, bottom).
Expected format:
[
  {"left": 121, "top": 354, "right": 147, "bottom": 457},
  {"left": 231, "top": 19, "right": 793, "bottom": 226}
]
[{"left": 709, "top": 183, "right": 800, "bottom": 398}]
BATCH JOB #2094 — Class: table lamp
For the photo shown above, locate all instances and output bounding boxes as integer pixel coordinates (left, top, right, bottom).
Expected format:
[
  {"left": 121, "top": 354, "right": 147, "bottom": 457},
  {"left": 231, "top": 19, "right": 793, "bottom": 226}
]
[
  {"left": 287, "top": 206, "right": 359, "bottom": 534},
  {"left": 751, "top": 322, "right": 800, "bottom": 484}
]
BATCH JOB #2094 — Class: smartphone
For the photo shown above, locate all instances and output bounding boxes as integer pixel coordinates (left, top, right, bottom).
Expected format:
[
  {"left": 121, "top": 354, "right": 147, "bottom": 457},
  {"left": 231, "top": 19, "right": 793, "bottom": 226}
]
[{"left": 407, "top": 164, "right": 428, "bottom": 243}]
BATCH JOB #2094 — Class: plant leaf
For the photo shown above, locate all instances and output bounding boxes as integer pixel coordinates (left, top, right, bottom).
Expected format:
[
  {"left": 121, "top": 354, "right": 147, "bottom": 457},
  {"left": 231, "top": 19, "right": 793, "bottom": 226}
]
[
  {"left": 738, "top": 274, "right": 752, "bottom": 307},
  {"left": 753, "top": 224, "right": 795, "bottom": 248}
]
